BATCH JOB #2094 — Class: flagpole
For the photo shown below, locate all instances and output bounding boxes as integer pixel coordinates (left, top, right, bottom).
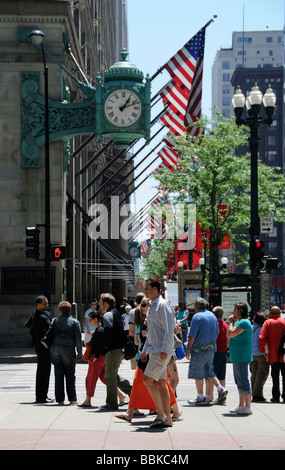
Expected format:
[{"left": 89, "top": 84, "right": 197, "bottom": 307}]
[{"left": 150, "top": 15, "right": 217, "bottom": 82}]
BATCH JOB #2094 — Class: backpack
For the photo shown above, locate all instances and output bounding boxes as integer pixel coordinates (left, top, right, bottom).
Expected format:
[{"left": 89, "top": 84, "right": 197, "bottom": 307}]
[{"left": 113, "top": 309, "right": 137, "bottom": 360}]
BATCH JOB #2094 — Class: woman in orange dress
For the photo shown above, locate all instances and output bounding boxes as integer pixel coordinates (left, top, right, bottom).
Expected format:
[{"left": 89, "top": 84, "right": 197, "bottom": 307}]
[{"left": 115, "top": 357, "right": 179, "bottom": 423}]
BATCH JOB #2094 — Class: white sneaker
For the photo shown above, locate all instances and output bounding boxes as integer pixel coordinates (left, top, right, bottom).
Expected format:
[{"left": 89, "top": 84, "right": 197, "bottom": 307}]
[
  {"left": 237, "top": 406, "right": 252, "bottom": 415},
  {"left": 188, "top": 396, "right": 210, "bottom": 406},
  {"left": 229, "top": 405, "right": 243, "bottom": 413}
]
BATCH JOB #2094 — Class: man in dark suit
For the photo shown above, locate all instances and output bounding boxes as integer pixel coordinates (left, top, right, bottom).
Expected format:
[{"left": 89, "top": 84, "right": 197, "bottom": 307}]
[{"left": 32, "top": 295, "right": 54, "bottom": 403}]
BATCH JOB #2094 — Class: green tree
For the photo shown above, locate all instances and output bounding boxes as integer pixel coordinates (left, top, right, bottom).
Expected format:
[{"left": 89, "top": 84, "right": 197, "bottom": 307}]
[
  {"left": 140, "top": 238, "right": 174, "bottom": 282},
  {"left": 154, "top": 114, "right": 285, "bottom": 281}
]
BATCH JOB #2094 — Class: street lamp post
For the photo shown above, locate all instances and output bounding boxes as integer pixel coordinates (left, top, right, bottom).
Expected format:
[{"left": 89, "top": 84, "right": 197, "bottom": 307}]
[
  {"left": 29, "top": 30, "right": 51, "bottom": 300},
  {"left": 232, "top": 83, "right": 276, "bottom": 314},
  {"left": 177, "top": 261, "right": 184, "bottom": 304}
]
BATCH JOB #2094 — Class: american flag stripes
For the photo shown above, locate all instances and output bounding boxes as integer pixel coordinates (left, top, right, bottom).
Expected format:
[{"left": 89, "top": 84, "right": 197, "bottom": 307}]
[
  {"left": 160, "top": 79, "right": 189, "bottom": 117},
  {"left": 146, "top": 192, "right": 173, "bottom": 240},
  {"left": 157, "top": 145, "right": 179, "bottom": 167},
  {"left": 141, "top": 239, "right": 151, "bottom": 258},
  {"left": 160, "top": 109, "right": 186, "bottom": 137},
  {"left": 152, "top": 158, "right": 176, "bottom": 174}
]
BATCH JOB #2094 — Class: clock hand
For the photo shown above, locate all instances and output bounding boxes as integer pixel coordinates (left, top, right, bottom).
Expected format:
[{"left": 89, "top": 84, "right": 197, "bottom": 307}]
[
  {"left": 123, "top": 100, "right": 140, "bottom": 109},
  {"left": 119, "top": 95, "right": 131, "bottom": 112}
]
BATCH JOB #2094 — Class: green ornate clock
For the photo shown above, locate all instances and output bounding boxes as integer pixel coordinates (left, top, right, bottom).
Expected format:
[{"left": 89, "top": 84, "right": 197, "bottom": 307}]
[
  {"left": 128, "top": 241, "right": 141, "bottom": 259},
  {"left": 95, "top": 49, "right": 151, "bottom": 148}
]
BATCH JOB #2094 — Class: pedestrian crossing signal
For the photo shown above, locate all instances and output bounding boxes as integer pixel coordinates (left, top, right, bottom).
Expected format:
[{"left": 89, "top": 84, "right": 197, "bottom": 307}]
[
  {"left": 50, "top": 245, "right": 66, "bottom": 260},
  {"left": 251, "top": 239, "right": 264, "bottom": 271}
]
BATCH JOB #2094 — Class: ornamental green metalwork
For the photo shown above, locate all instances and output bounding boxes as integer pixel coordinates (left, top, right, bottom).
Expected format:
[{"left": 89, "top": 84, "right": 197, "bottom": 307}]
[
  {"left": 21, "top": 71, "right": 95, "bottom": 168},
  {"left": 20, "top": 27, "right": 151, "bottom": 168}
]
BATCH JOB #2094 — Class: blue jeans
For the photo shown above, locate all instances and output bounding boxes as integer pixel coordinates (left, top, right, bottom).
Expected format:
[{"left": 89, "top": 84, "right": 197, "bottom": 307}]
[
  {"left": 233, "top": 362, "right": 252, "bottom": 395},
  {"left": 188, "top": 350, "right": 216, "bottom": 380},
  {"left": 50, "top": 344, "right": 77, "bottom": 403}
]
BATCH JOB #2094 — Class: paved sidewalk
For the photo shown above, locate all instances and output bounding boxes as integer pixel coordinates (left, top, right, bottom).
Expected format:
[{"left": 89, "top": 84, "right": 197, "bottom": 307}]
[
  {"left": 0, "top": 348, "right": 285, "bottom": 452},
  {"left": 0, "top": 347, "right": 37, "bottom": 363}
]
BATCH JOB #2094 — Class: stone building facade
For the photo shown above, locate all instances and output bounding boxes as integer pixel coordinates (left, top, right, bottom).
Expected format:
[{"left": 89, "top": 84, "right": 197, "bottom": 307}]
[{"left": 0, "top": 0, "right": 136, "bottom": 346}]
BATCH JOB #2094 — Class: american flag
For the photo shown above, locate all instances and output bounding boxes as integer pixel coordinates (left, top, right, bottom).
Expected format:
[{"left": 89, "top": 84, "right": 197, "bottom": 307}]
[
  {"left": 141, "top": 239, "right": 151, "bottom": 258},
  {"left": 160, "top": 79, "right": 189, "bottom": 117},
  {"left": 158, "top": 145, "right": 179, "bottom": 167},
  {"left": 160, "top": 109, "right": 186, "bottom": 137},
  {"left": 146, "top": 192, "right": 173, "bottom": 240},
  {"left": 160, "top": 27, "right": 205, "bottom": 137},
  {"left": 152, "top": 158, "right": 176, "bottom": 174}
]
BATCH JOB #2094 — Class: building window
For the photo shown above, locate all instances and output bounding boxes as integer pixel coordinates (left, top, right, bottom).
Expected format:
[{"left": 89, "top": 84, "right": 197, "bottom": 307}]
[
  {"left": 223, "top": 73, "right": 230, "bottom": 82},
  {"left": 237, "top": 50, "right": 246, "bottom": 55},
  {"left": 268, "top": 136, "right": 277, "bottom": 146},
  {"left": 268, "top": 227, "right": 277, "bottom": 238},
  {"left": 222, "top": 97, "right": 230, "bottom": 106},
  {"left": 223, "top": 61, "right": 230, "bottom": 69},
  {"left": 266, "top": 37, "right": 273, "bottom": 43},
  {"left": 223, "top": 85, "right": 230, "bottom": 94},
  {"left": 267, "top": 151, "right": 277, "bottom": 162},
  {"left": 237, "top": 37, "right": 252, "bottom": 44},
  {"left": 268, "top": 242, "right": 278, "bottom": 254}
]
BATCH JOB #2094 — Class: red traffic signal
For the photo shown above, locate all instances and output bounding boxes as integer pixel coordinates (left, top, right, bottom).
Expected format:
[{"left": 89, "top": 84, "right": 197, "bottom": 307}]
[
  {"left": 50, "top": 245, "right": 66, "bottom": 260},
  {"left": 251, "top": 239, "right": 265, "bottom": 271},
  {"left": 255, "top": 240, "right": 264, "bottom": 249}
]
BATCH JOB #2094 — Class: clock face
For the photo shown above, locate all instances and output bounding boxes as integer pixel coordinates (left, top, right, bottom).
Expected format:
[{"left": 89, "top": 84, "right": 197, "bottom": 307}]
[
  {"left": 104, "top": 89, "right": 142, "bottom": 127},
  {"left": 129, "top": 246, "right": 140, "bottom": 258}
]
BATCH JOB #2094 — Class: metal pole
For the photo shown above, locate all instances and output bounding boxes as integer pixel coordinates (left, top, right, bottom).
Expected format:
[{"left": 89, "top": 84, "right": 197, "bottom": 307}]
[
  {"left": 249, "top": 115, "right": 261, "bottom": 314},
  {"left": 41, "top": 43, "right": 51, "bottom": 300}
]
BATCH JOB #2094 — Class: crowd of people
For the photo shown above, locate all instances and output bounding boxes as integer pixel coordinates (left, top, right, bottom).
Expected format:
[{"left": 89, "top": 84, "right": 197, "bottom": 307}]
[{"left": 28, "top": 286, "right": 285, "bottom": 425}]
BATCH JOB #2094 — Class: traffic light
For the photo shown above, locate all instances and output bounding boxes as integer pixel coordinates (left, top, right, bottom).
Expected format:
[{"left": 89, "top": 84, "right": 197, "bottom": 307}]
[
  {"left": 26, "top": 226, "right": 40, "bottom": 259},
  {"left": 50, "top": 244, "right": 66, "bottom": 261},
  {"left": 251, "top": 239, "right": 265, "bottom": 271}
]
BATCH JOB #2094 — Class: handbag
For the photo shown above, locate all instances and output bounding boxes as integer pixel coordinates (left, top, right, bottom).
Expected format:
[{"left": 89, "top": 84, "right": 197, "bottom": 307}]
[
  {"left": 40, "top": 318, "right": 56, "bottom": 350},
  {"left": 83, "top": 340, "right": 92, "bottom": 362},
  {"left": 124, "top": 335, "right": 137, "bottom": 360},
  {"left": 175, "top": 344, "right": 186, "bottom": 360}
]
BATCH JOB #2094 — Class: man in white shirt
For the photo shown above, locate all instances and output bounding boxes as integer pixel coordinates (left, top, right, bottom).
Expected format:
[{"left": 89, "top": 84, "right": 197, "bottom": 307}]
[{"left": 141, "top": 278, "right": 175, "bottom": 428}]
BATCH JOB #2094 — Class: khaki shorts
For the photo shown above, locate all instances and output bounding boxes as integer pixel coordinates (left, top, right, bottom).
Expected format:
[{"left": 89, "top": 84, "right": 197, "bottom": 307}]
[{"left": 144, "top": 352, "right": 171, "bottom": 382}]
